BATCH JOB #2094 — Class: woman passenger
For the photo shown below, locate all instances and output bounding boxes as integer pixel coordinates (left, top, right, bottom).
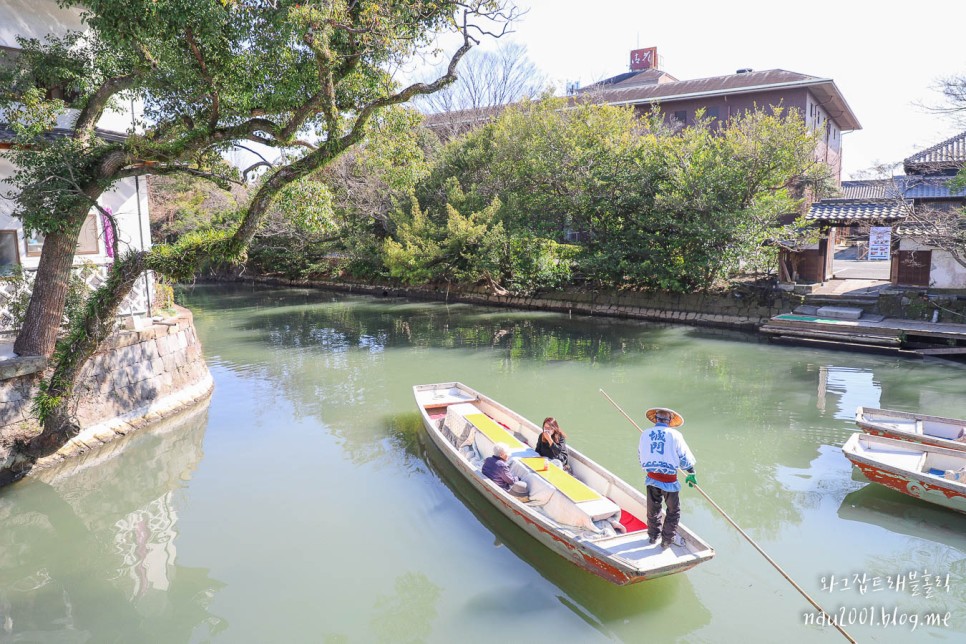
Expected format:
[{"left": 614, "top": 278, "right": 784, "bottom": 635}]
[{"left": 536, "top": 417, "right": 572, "bottom": 473}]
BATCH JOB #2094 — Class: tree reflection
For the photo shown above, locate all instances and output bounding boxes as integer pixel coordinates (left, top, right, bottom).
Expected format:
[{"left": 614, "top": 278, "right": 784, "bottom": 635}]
[
  {"left": 0, "top": 402, "right": 226, "bottom": 641},
  {"left": 370, "top": 572, "right": 441, "bottom": 643}
]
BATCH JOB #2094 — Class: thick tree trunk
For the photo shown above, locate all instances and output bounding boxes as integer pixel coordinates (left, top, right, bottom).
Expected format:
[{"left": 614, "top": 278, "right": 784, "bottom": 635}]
[
  {"left": 20, "top": 251, "right": 147, "bottom": 461},
  {"left": 13, "top": 223, "right": 85, "bottom": 357}
]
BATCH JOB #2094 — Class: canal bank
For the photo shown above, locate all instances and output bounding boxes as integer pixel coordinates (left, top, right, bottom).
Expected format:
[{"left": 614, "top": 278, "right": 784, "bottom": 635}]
[
  {"left": 0, "top": 305, "right": 213, "bottom": 484},
  {"left": 223, "top": 275, "right": 966, "bottom": 355}
]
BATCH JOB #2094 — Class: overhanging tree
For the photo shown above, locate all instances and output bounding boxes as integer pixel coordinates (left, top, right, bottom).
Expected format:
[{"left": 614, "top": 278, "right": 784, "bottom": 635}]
[{"left": 0, "top": 0, "right": 517, "bottom": 478}]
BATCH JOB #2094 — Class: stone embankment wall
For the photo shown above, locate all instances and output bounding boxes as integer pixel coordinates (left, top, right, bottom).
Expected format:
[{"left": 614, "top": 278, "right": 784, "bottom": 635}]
[
  {"left": 0, "top": 306, "right": 213, "bottom": 477},
  {"left": 244, "top": 277, "right": 802, "bottom": 329}
]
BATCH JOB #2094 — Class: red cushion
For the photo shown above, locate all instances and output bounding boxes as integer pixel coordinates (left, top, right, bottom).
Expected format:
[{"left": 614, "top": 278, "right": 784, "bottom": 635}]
[{"left": 618, "top": 509, "right": 648, "bottom": 533}]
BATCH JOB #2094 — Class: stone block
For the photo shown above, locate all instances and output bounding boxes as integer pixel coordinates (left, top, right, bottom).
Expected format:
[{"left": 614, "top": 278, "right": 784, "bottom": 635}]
[
  {"left": 0, "top": 384, "right": 23, "bottom": 404},
  {"left": 816, "top": 306, "right": 864, "bottom": 320}
]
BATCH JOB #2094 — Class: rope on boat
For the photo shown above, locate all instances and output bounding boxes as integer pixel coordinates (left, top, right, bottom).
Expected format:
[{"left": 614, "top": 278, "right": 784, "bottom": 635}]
[{"left": 599, "top": 389, "right": 856, "bottom": 644}]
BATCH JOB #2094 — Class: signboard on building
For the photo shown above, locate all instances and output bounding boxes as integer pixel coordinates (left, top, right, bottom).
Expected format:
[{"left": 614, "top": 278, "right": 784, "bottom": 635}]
[
  {"left": 868, "top": 226, "right": 891, "bottom": 260},
  {"left": 630, "top": 47, "right": 658, "bottom": 71}
]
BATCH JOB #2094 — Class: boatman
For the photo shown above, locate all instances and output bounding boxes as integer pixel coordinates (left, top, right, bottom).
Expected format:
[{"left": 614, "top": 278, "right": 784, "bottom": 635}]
[{"left": 640, "top": 407, "right": 697, "bottom": 549}]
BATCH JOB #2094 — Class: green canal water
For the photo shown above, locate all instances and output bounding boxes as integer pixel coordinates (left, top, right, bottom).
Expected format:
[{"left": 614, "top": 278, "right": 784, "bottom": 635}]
[{"left": 2, "top": 283, "right": 965, "bottom": 643}]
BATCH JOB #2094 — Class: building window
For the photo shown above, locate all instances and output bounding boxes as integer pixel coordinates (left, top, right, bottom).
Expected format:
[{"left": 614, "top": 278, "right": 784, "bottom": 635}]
[
  {"left": 706, "top": 106, "right": 719, "bottom": 120},
  {"left": 672, "top": 110, "right": 687, "bottom": 124},
  {"left": 25, "top": 212, "right": 101, "bottom": 257},
  {"left": 0, "top": 230, "right": 21, "bottom": 276}
]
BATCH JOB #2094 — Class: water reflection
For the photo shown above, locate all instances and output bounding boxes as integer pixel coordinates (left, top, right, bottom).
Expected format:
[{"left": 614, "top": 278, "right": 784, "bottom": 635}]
[
  {"left": 172, "top": 284, "right": 966, "bottom": 642},
  {"left": 370, "top": 572, "right": 441, "bottom": 643},
  {"left": 182, "top": 284, "right": 685, "bottom": 369},
  {"left": 0, "top": 402, "right": 226, "bottom": 641},
  {"left": 817, "top": 366, "right": 882, "bottom": 420},
  {"left": 839, "top": 485, "right": 966, "bottom": 549}
]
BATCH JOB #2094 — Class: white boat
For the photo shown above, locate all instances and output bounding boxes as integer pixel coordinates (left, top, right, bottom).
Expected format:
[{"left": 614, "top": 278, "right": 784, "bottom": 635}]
[
  {"left": 855, "top": 407, "right": 966, "bottom": 452},
  {"left": 413, "top": 382, "right": 715, "bottom": 585},
  {"left": 842, "top": 432, "right": 966, "bottom": 514}
]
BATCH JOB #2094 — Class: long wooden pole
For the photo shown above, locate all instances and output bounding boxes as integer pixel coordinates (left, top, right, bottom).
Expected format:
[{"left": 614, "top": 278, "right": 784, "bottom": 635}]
[{"left": 599, "top": 389, "right": 855, "bottom": 644}]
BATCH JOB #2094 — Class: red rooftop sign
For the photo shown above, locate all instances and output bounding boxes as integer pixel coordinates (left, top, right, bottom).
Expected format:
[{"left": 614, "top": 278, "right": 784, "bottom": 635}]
[{"left": 630, "top": 47, "right": 658, "bottom": 71}]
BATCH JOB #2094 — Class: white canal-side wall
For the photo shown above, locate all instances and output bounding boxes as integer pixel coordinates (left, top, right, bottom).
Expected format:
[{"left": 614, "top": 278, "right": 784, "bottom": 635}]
[
  {"left": 899, "top": 238, "right": 966, "bottom": 289},
  {"left": 0, "top": 306, "right": 212, "bottom": 478}
]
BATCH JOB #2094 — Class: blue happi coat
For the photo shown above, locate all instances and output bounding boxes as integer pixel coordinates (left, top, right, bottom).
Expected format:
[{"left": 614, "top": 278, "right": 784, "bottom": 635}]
[{"left": 638, "top": 422, "right": 696, "bottom": 492}]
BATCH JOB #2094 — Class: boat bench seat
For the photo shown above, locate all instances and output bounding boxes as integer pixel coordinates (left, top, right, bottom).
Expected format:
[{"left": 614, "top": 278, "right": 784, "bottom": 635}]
[
  {"left": 445, "top": 403, "right": 537, "bottom": 460},
  {"left": 922, "top": 420, "right": 965, "bottom": 441},
  {"left": 509, "top": 459, "right": 620, "bottom": 530}
]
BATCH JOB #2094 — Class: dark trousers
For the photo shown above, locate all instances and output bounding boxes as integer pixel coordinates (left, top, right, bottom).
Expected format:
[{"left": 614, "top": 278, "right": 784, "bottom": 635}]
[{"left": 646, "top": 485, "right": 681, "bottom": 543}]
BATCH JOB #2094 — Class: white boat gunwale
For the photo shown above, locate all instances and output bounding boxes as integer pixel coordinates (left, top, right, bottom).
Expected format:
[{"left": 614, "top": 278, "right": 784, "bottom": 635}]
[
  {"left": 413, "top": 382, "right": 715, "bottom": 584},
  {"left": 855, "top": 406, "right": 966, "bottom": 452}
]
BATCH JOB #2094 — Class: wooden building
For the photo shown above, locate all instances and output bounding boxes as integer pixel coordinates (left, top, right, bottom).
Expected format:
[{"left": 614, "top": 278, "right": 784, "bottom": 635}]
[{"left": 792, "top": 130, "right": 966, "bottom": 288}]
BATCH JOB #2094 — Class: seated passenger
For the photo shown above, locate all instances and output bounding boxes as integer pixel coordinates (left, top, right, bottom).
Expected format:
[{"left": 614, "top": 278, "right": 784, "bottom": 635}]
[
  {"left": 482, "top": 443, "right": 529, "bottom": 498},
  {"left": 536, "top": 417, "right": 573, "bottom": 474}
]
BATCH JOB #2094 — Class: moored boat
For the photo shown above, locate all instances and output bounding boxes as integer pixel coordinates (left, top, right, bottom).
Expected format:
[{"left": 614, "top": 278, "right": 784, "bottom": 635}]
[
  {"left": 842, "top": 432, "right": 966, "bottom": 514},
  {"left": 856, "top": 406, "right": 966, "bottom": 452},
  {"left": 413, "top": 382, "right": 714, "bottom": 585}
]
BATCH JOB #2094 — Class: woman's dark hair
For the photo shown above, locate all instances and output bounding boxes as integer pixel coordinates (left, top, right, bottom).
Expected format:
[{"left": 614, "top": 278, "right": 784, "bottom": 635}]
[{"left": 541, "top": 417, "right": 567, "bottom": 440}]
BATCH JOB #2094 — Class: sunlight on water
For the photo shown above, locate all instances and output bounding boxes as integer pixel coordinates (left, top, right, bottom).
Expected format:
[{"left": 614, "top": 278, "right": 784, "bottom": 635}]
[{"left": 1, "top": 283, "right": 964, "bottom": 643}]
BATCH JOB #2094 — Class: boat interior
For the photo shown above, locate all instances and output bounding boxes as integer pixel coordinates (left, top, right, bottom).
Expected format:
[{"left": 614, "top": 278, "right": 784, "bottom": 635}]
[
  {"left": 852, "top": 434, "right": 966, "bottom": 484},
  {"left": 415, "top": 384, "right": 712, "bottom": 567},
  {"left": 862, "top": 409, "right": 966, "bottom": 441}
]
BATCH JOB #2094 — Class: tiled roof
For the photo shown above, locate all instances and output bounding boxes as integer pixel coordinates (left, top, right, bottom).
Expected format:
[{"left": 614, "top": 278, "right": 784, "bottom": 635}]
[
  {"left": 805, "top": 199, "right": 910, "bottom": 222},
  {"left": 903, "top": 130, "right": 966, "bottom": 172},
  {"left": 840, "top": 176, "right": 966, "bottom": 200},
  {"left": 420, "top": 104, "right": 507, "bottom": 130},
  {"left": 898, "top": 175, "right": 966, "bottom": 199},
  {"left": 579, "top": 68, "right": 679, "bottom": 91},
  {"left": 583, "top": 69, "right": 861, "bottom": 131},
  {"left": 895, "top": 223, "right": 939, "bottom": 236},
  {"left": 839, "top": 180, "right": 901, "bottom": 199}
]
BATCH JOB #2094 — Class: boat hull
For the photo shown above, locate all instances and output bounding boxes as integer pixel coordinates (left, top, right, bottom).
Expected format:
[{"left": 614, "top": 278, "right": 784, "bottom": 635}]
[
  {"left": 414, "top": 383, "right": 714, "bottom": 584},
  {"left": 843, "top": 433, "right": 966, "bottom": 514}
]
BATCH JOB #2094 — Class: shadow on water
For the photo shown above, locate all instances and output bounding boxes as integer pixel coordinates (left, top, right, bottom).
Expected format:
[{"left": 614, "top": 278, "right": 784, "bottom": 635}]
[
  {"left": 0, "top": 401, "right": 227, "bottom": 642},
  {"left": 838, "top": 484, "right": 966, "bottom": 549},
  {"left": 386, "top": 411, "right": 711, "bottom": 640}
]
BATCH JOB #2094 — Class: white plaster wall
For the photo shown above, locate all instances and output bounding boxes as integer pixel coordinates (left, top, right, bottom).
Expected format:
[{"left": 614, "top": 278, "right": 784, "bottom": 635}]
[
  {"left": 1, "top": 1, "right": 137, "bottom": 135},
  {"left": 0, "top": 0, "right": 84, "bottom": 47},
  {"left": 0, "top": 158, "right": 151, "bottom": 270},
  {"left": 1, "top": 0, "right": 151, "bottom": 272},
  {"left": 899, "top": 237, "right": 966, "bottom": 289}
]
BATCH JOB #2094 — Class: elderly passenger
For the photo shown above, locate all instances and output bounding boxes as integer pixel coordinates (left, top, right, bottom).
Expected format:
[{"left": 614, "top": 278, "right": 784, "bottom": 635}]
[{"left": 482, "top": 443, "right": 528, "bottom": 498}]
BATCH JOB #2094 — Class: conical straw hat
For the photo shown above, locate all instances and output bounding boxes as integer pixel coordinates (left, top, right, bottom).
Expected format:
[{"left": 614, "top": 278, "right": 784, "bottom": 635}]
[{"left": 645, "top": 407, "right": 685, "bottom": 428}]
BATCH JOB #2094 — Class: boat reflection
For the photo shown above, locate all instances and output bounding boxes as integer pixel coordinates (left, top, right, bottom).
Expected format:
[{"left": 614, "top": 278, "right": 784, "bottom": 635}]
[
  {"left": 838, "top": 484, "right": 966, "bottom": 548},
  {"left": 398, "top": 412, "right": 711, "bottom": 640}
]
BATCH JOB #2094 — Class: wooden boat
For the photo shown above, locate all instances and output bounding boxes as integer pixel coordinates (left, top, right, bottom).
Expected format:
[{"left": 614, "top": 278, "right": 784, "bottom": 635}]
[
  {"left": 842, "top": 432, "right": 966, "bottom": 514},
  {"left": 413, "top": 382, "right": 715, "bottom": 585},
  {"left": 856, "top": 406, "right": 966, "bottom": 452}
]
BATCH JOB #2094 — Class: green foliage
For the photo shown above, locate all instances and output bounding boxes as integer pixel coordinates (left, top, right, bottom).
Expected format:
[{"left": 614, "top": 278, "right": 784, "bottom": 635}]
[
  {"left": 147, "top": 228, "right": 240, "bottom": 281},
  {"left": 150, "top": 173, "right": 244, "bottom": 243},
  {"left": 269, "top": 178, "right": 337, "bottom": 235},
  {"left": 383, "top": 196, "right": 505, "bottom": 285},
  {"left": 409, "top": 100, "right": 820, "bottom": 291},
  {"left": 153, "top": 278, "right": 176, "bottom": 311},
  {"left": 503, "top": 235, "right": 578, "bottom": 295}
]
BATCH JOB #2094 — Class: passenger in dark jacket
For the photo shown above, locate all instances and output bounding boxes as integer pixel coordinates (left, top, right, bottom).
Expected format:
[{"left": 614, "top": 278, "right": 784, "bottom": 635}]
[
  {"left": 536, "top": 417, "right": 572, "bottom": 473},
  {"left": 482, "top": 443, "right": 528, "bottom": 498}
]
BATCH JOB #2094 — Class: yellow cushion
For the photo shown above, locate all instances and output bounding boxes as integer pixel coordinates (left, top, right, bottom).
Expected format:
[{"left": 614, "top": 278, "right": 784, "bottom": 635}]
[
  {"left": 519, "top": 457, "right": 601, "bottom": 503},
  {"left": 464, "top": 413, "right": 526, "bottom": 450}
]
